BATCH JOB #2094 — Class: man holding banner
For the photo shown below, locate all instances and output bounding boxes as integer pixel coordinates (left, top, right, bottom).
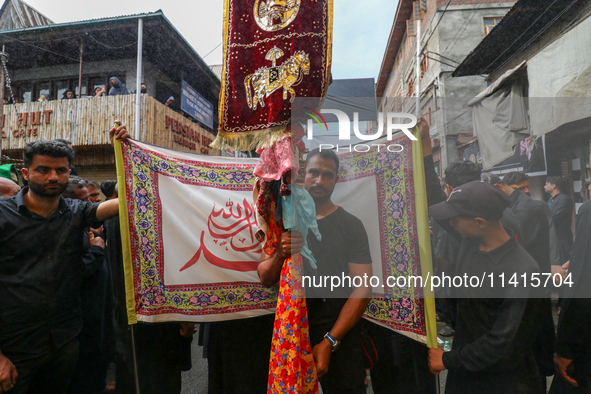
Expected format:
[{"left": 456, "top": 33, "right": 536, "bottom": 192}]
[
  {"left": 258, "top": 149, "right": 372, "bottom": 393},
  {"left": 0, "top": 125, "right": 128, "bottom": 393},
  {"left": 420, "top": 119, "right": 545, "bottom": 394}
]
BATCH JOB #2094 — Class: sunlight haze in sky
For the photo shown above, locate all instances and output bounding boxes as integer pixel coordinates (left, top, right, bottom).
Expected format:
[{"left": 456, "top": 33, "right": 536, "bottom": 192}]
[{"left": 21, "top": 0, "right": 398, "bottom": 81}]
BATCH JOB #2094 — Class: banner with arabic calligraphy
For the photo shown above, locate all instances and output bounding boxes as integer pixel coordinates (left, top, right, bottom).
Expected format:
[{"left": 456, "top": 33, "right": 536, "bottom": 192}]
[
  {"left": 330, "top": 132, "right": 437, "bottom": 347},
  {"left": 115, "top": 139, "right": 277, "bottom": 324},
  {"left": 114, "top": 135, "right": 435, "bottom": 347},
  {"left": 213, "top": 0, "right": 333, "bottom": 151}
]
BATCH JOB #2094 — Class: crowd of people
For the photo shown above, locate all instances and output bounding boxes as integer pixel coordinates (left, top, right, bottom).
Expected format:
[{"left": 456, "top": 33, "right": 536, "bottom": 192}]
[
  {"left": 0, "top": 127, "right": 196, "bottom": 394},
  {"left": 0, "top": 117, "right": 590, "bottom": 394}
]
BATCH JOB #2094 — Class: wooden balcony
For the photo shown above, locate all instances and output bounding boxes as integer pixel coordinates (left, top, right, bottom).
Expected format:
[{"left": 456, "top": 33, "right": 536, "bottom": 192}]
[{"left": 1, "top": 95, "right": 219, "bottom": 156}]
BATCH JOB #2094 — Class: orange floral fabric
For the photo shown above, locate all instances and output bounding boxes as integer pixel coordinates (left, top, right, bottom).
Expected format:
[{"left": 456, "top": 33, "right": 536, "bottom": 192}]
[{"left": 267, "top": 253, "right": 318, "bottom": 394}]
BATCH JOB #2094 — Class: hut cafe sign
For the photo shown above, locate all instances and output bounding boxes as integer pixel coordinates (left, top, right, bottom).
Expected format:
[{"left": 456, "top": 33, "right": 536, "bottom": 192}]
[
  {"left": 165, "top": 114, "right": 213, "bottom": 154},
  {"left": 1, "top": 110, "right": 54, "bottom": 138}
]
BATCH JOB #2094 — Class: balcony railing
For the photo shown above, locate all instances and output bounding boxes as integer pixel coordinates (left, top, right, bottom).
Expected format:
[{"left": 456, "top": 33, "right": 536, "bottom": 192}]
[{"left": 1, "top": 95, "right": 218, "bottom": 155}]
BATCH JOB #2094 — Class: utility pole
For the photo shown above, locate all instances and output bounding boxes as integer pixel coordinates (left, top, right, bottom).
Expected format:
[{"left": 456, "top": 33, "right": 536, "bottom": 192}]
[
  {"left": 0, "top": 47, "right": 5, "bottom": 164},
  {"left": 416, "top": 19, "right": 421, "bottom": 117},
  {"left": 437, "top": 73, "right": 448, "bottom": 169},
  {"left": 78, "top": 40, "right": 83, "bottom": 98},
  {"left": 135, "top": 18, "right": 144, "bottom": 141}
]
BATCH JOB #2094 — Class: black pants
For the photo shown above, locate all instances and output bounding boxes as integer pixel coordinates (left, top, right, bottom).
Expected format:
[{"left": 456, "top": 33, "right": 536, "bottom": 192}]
[
  {"left": 113, "top": 324, "right": 190, "bottom": 394},
  {"left": 365, "top": 322, "right": 435, "bottom": 394},
  {"left": 309, "top": 322, "right": 366, "bottom": 394},
  {"left": 206, "top": 315, "right": 275, "bottom": 394},
  {"left": 66, "top": 324, "right": 109, "bottom": 394},
  {"left": 9, "top": 339, "right": 79, "bottom": 394}
]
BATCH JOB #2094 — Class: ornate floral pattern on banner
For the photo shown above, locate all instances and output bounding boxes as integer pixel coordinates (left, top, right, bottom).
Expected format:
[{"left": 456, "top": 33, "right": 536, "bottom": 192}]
[
  {"left": 120, "top": 140, "right": 277, "bottom": 321},
  {"left": 336, "top": 136, "right": 427, "bottom": 337}
]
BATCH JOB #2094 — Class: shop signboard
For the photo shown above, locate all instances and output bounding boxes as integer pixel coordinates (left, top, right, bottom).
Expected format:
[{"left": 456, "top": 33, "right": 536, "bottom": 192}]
[{"left": 181, "top": 80, "right": 214, "bottom": 129}]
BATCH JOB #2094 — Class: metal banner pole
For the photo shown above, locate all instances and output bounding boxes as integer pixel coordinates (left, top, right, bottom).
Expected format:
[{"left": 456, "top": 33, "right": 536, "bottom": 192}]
[
  {"left": 0, "top": 47, "right": 4, "bottom": 163},
  {"left": 135, "top": 18, "right": 143, "bottom": 141},
  {"left": 78, "top": 41, "right": 83, "bottom": 99},
  {"left": 416, "top": 19, "right": 421, "bottom": 117}
]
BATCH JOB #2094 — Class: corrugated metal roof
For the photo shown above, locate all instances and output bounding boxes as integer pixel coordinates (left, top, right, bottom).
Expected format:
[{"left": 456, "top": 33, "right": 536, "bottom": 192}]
[
  {"left": 209, "top": 64, "right": 222, "bottom": 80},
  {"left": 61, "top": 10, "right": 162, "bottom": 26},
  {"left": 0, "top": 10, "right": 220, "bottom": 84},
  {"left": 453, "top": 0, "right": 588, "bottom": 77},
  {"left": 13, "top": 0, "right": 52, "bottom": 26},
  {"left": 0, "top": 0, "right": 53, "bottom": 31}
]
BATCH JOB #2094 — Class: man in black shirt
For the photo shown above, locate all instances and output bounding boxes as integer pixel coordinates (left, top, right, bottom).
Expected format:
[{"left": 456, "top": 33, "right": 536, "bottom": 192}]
[
  {"left": 418, "top": 119, "right": 544, "bottom": 394},
  {"left": 486, "top": 171, "right": 556, "bottom": 387},
  {"left": 0, "top": 125, "right": 129, "bottom": 393},
  {"left": 258, "top": 149, "right": 372, "bottom": 393},
  {"left": 544, "top": 176, "right": 574, "bottom": 266},
  {"left": 552, "top": 197, "right": 591, "bottom": 393}
]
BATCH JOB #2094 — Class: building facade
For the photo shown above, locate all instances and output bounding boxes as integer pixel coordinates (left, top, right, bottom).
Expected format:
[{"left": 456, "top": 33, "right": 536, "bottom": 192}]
[
  {"left": 376, "top": 0, "right": 517, "bottom": 175},
  {"left": 454, "top": 0, "right": 591, "bottom": 208},
  {"left": 0, "top": 2, "right": 220, "bottom": 184}
]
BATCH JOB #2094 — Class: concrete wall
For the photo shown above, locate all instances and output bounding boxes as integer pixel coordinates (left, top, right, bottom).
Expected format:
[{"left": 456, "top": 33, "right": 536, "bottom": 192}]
[
  {"left": 437, "top": 3, "right": 515, "bottom": 69},
  {"left": 379, "top": 2, "right": 515, "bottom": 167}
]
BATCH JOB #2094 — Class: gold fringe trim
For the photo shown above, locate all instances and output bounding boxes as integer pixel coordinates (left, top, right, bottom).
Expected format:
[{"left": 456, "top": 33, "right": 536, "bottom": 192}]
[{"left": 210, "top": 126, "right": 289, "bottom": 151}]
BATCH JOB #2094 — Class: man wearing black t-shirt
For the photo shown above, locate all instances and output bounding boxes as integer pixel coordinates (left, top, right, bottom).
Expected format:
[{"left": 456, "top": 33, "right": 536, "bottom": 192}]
[{"left": 258, "top": 149, "right": 373, "bottom": 394}]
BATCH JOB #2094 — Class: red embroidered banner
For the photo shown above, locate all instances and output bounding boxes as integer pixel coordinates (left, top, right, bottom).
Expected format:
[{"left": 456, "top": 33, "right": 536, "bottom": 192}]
[{"left": 213, "top": 0, "right": 333, "bottom": 151}]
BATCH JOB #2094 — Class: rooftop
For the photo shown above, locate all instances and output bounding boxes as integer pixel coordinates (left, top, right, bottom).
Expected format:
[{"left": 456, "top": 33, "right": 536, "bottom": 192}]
[
  {"left": 0, "top": 0, "right": 53, "bottom": 30},
  {"left": 375, "top": 0, "right": 414, "bottom": 98},
  {"left": 0, "top": 10, "right": 220, "bottom": 104},
  {"left": 453, "top": 0, "right": 589, "bottom": 77}
]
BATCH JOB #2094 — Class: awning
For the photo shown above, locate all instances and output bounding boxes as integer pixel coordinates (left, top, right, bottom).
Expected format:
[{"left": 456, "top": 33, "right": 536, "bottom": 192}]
[
  {"left": 467, "top": 61, "right": 527, "bottom": 106},
  {"left": 528, "top": 15, "right": 591, "bottom": 137},
  {"left": 468, "top": 61, "right": 529, "bottom": 169}
]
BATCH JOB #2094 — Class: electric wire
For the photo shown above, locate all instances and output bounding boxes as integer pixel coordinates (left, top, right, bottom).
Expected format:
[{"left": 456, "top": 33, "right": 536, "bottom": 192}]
[
  {"left": 420, "top": 0, "right": 452, "bottom": 54},
  {"left": 202, "top": 42, "right": 222, "bottom": 60},
  {"left": 486, "top": 0, "right": 580, "bottom": 77},
  {"left": 441, "top": 0, "right": 488, "bottom": 57}
]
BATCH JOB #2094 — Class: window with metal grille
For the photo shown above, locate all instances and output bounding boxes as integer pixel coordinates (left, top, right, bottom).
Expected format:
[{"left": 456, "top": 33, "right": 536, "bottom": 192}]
[
  {"left": 407, "top": 19, "right": 416, "bottom": 37},
  {"left": 420, "top": 52, "right": 428, "bottom": 76},
  {"left": 413, "top": 1, "right": 424, "bottom": 20},
  {"left": 483, "top": 17, "right": 503, "bottom": 36}
]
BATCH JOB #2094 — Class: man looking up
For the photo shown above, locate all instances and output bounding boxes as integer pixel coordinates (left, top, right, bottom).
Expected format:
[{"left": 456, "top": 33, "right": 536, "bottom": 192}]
[
  {"left": 0, "top": 124, "right": 129, "bottom": 393},
  {"left": 258, "top": 149, "right": 373, "bottom": 394}
]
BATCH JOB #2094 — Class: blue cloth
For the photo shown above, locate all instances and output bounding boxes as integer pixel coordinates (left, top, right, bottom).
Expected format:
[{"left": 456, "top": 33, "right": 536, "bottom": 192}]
[{"left": 282, "top": 185, "right": 321, "bottom": 269}]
